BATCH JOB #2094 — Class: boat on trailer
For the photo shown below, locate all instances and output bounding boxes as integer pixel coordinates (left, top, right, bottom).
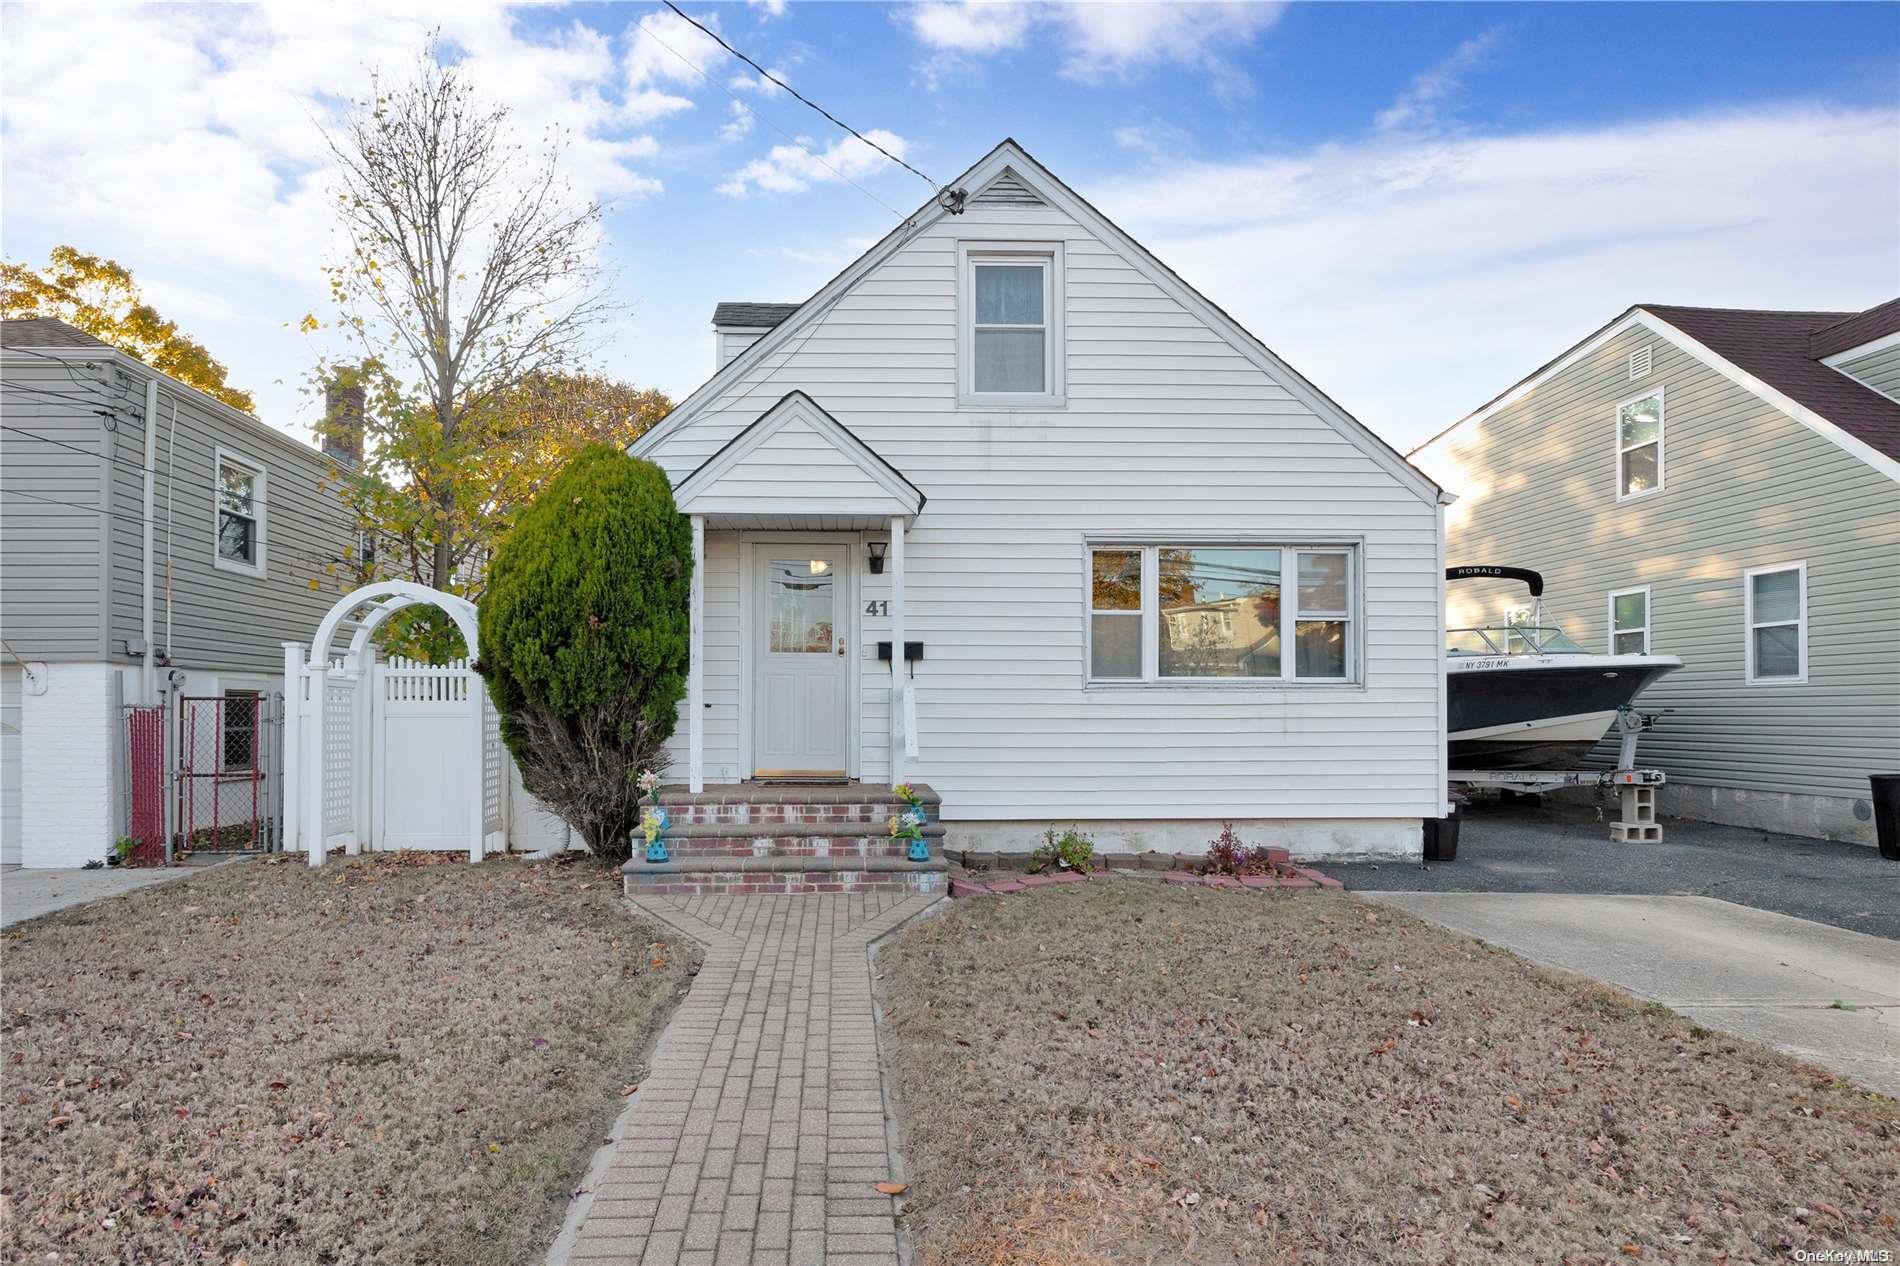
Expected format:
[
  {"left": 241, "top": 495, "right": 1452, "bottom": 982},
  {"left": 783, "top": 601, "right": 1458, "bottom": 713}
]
[{"left": 1445, "top": 566, "right": 1681, "bottom": 771}]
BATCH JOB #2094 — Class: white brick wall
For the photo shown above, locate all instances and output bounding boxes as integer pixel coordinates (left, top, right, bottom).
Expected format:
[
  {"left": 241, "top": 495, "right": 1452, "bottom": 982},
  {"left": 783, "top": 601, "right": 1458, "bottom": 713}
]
[{"left": 21, "top": 662, "right": 118, "bottom": 868}]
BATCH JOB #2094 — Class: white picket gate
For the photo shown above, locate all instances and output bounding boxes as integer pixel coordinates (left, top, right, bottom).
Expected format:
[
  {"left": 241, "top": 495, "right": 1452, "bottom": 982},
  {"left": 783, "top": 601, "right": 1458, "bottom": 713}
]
[{"left": 282, "top": 583, "right": 508, "bottom": 865}]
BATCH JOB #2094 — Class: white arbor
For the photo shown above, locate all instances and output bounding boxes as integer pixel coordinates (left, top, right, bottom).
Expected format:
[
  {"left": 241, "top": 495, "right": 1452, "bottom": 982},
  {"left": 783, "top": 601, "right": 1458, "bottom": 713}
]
[{"left": 282, "top": 582, "right": 506, "bottom": 866}]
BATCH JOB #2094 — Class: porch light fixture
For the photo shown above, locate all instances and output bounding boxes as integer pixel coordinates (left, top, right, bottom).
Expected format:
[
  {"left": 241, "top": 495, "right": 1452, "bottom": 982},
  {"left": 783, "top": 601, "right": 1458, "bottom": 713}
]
[{"left": 867, "top": 540, "right": 887, "bottom": 575}]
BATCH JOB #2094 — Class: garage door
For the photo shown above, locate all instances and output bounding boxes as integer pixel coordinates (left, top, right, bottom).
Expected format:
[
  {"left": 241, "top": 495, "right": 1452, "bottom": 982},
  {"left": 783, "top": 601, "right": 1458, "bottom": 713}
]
[{"left": 1, "top": 665, "right": 21, "bottom": 866}]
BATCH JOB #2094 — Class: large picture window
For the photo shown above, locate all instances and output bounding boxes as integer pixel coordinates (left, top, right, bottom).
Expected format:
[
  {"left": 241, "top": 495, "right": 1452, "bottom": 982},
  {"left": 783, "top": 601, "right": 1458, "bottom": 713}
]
[
  {"left": 213, "top": 447, "right": 266, "bottom": 576},
  {"left": 1087, "top": 543, "right": 1356, "bottom": 684}
]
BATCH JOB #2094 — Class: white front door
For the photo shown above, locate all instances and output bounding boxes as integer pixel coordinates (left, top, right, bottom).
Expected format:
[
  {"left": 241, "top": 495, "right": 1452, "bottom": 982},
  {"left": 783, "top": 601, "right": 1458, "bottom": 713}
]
[{"left": 753, "top": 546, "right": 850, "bottom": 775}]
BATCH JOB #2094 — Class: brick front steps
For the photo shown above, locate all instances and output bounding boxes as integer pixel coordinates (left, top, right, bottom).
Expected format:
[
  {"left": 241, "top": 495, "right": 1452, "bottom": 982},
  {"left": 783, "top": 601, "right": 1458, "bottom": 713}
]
[{"left": 622, "top": 782, "right": 948, "bottom": 896}]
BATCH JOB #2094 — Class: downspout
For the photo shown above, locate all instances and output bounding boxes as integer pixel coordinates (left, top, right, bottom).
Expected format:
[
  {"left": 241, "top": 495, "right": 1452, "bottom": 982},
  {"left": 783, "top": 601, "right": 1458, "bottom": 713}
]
[
  {"left": 140, "top": 375, "right": 160, "bottom": 703},
  {"left": 163, "top": 399, "right": 178, "bottom": 658}
]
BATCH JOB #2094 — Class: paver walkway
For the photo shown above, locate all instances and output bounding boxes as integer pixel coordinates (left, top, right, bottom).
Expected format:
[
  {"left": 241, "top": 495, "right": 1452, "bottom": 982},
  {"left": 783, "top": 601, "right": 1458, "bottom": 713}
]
[{"left": 566, "top": 891, "right": 939, "bottom": 1266}]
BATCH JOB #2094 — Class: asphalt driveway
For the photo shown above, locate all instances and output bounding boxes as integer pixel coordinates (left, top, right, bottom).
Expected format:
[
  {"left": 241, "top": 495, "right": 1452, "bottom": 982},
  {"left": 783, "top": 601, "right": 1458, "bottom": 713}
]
[{"left": 1319, "top": 799, "right": 1900, "bottom": 940}]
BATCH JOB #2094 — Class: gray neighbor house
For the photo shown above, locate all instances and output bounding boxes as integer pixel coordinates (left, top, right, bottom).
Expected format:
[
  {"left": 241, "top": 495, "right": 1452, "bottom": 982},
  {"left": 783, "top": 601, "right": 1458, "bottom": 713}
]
[
  {"left": 1413, "top": 298, "right": 1900, "bottom": 845},
  {"left": 0, "top": 317, "right": 360, "bottom": 868}
]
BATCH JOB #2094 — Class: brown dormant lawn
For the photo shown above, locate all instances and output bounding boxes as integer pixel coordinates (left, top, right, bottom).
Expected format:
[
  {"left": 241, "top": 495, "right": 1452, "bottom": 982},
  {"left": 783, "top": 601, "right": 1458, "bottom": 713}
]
[
  {"left": 878, "top": 880, "right": 1897, "bottom": 1265},
  {"left": 1, "top": 852, "right": 694, "bottom": 1266}
]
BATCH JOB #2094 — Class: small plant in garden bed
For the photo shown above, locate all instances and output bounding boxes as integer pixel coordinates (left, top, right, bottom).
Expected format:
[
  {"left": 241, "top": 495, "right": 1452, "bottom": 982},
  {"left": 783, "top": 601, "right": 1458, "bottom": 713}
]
[
  {"left": 1196, "top": 822, "right": 1286, "bottom": 876},
  {"left": 1029, "top": 827, "right": 1094, "bottom": 873}
]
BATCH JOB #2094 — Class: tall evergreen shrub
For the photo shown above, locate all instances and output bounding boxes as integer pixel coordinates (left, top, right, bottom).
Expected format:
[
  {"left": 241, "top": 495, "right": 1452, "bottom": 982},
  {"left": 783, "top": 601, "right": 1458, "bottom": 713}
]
[{"left": 479, "top": 445, "right": 691, "bottom": 855}]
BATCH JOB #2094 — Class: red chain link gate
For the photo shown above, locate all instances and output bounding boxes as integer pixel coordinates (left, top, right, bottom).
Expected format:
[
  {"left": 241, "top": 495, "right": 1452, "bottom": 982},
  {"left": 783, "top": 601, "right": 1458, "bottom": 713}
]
[{"left": 176, "top": 694, "right": 277, "bottom": 852}]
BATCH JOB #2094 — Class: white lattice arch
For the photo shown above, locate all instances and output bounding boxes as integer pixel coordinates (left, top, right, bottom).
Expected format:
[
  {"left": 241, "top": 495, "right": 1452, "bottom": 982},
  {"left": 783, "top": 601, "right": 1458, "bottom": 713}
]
[{"left": 282, "top": 582, "right": 502, "bottom": 867}]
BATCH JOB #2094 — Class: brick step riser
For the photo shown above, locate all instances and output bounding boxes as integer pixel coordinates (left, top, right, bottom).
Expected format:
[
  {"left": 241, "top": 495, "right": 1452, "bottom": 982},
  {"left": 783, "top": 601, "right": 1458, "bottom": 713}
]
[
  {"left": 658, "top": 805, "right": 903, "bottom": 828},
  {"left": 654, "top": 839, "right": 936, "bottom": 861},
  {"left": 625, "top": 871, "right": 946, "bottom": 897}
]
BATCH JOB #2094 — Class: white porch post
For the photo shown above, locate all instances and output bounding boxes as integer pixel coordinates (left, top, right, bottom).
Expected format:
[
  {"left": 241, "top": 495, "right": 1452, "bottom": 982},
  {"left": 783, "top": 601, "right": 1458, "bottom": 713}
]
[
  {"left": 281, "top": 642, "right": 303, "bottom": 856},
  {"left": 889, "top": 514, "right": 905, "bottom": 786},
  {"left": 688, "top": 514, "right": 705, "bottom": 794},
  {"left": 467, "top": 660, "right": 484, "bottom": 863}
]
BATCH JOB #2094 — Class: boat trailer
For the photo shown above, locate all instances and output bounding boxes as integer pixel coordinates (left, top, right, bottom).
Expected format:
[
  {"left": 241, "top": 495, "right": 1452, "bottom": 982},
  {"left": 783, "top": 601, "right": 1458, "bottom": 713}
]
[{"left": 1450, "top": 706, "right": 1665, "bottom": 842}]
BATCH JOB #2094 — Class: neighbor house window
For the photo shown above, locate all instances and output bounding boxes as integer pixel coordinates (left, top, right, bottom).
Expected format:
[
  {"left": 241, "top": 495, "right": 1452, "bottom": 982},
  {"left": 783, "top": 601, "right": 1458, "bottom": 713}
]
[
  {"left": 1087, "top": 543, "right": 1355, "bottom": 683},
  {"left": 1616, "top": 389, "right": 1663, "bottom": 499},
  {"left": 214, "top": 448, "right": 266, "bottom": 575},
  {"left": 1745, "top": 563, "right": 1806, "bottom": 683},
  {"left": 221, "top": 690, "right": 259, "bottom": 770},
  {"left": 960, "top": 242, "right": 1064, "bottom": 405},
  {"left": 1608, "top": 586, "right": 1650, "bottom": 655}
]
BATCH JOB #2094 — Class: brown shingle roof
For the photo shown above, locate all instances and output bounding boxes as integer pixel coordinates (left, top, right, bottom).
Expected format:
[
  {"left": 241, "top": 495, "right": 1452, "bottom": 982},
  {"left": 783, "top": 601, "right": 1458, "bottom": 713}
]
[
  {"left": 0, "top": 317, "right": 115, "bottom": 350},
  {"left": 710, "top": 302, "right": 799, "bottom": 329},
  {"left": 1807, "top": 297, "right": 1900, "bottom": 360},
  {"left": 1640, "top": 302, "right": 1900, "bottom": 462}
]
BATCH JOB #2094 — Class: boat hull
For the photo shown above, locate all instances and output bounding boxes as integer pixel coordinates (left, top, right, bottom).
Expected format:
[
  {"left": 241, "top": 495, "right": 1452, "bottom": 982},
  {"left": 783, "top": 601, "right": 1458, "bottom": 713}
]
[{"left": 1447, "top": 655, "right": 1680, "bottom": 771}]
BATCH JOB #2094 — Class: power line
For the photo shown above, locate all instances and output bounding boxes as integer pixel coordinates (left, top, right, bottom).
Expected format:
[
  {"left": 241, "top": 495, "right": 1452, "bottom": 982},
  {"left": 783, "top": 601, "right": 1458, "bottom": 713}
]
[
  {"left": 633, "top": 16, "right": 909, "bottom": 219},
  {"left": 0, "top": 423, "right": 115, "bottom": 460},
  {"left": 658, "top": 1, "right": 943, "bottom": 200},
  {"left": 2, "top": 486, "right": 153, "bottom": 528},
  {"left": 1, "top": 379, "right": 118, "bottom": 408}
]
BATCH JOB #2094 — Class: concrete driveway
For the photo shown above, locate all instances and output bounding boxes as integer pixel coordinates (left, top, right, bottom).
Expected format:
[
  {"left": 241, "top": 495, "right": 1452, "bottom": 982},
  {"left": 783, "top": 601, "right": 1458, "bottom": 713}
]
[
  {"left": 1323, "top": 800, "right": 1899, "bottom": 939},
  {"left": 0, "top": 857, "right": 238, "bottom": 928},
  {"left": 1366, "top": 891, "right": 1900, "bottom": 1096}
]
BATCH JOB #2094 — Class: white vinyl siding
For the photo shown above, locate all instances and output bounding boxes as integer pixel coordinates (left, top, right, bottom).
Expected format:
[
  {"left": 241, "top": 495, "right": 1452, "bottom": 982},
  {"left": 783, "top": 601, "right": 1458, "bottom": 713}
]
[
  {"left": 1745, "top": 562, "right": 1807, "bottom": 685},
  {"left": 1616, "top": 388, "right": 1664, "bottom": 500},
  {"left": 1607, "top": 586, "right": 1650, "bottom": 655},
  {"left": 643, "top": 178, "right": 1441, "bottom": 821}
]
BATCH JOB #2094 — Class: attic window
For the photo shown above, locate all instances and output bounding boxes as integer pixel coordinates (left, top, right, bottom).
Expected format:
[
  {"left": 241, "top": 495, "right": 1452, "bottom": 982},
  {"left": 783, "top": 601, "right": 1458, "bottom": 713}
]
[
  {"left": 1628, "top": 346, "right": 1652, "bottom": 380},
  {"left": 958, "top": 241, "right": 1066, "bottom": 407}
]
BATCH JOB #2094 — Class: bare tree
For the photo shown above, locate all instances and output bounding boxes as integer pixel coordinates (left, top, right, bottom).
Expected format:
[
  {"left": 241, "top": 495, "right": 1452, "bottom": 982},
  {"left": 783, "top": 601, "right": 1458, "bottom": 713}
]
[{"left": 320, "top": 38, "right": 610, "bottom": 590}]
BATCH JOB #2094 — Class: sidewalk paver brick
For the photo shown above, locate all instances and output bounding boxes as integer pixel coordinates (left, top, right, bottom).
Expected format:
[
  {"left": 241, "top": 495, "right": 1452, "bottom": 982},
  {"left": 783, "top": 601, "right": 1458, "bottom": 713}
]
[{"left": 569, "top": 892, "right": 934, "bottom": 1266}]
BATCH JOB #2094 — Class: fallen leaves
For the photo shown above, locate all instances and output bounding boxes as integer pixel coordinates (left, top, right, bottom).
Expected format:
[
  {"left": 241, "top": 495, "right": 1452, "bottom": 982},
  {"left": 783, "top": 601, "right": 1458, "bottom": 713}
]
[{"left": 875, "top": 1181, "right": 908, "bottom": 1195}]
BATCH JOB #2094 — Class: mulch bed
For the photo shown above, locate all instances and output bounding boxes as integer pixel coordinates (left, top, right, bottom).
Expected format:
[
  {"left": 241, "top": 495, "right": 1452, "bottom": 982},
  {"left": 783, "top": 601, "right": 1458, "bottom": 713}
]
[
  {"left": 877, "top": 880, "right": 1898, "bottom": 1265},
  {"left": 0, "top": 852, "right": 696, "bottom": 1266}
]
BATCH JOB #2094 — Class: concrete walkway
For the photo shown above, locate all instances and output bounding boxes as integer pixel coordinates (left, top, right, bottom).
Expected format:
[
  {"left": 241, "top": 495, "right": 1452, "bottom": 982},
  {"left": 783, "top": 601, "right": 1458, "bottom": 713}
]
[
  {"left": 560, "top": 891, "right": 939, "bottom": 1266},
  {"left": 0, "top": 858, "right": 238, "bottom": 929},
  {"left": 1370, "top": 892, "right": 1900, "bottom": 1096}
]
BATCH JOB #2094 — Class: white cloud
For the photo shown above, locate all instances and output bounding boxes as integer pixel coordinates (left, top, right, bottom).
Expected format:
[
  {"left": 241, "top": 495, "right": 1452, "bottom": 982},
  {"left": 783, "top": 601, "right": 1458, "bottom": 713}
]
[
  {"left": 730, "top": 68, "right": 790, "bottom": 94},
  {"left": 717, "top": 130, "right": 912, "bottom": 197},
  {"left": 623, "top": 8, "right": 729, "bottom": 92},
  {"left": 1375, "top": 28, "right": 1507, "bottom": 134},
  {"left": 905, "top": 1, "right": 1283, "bottom": 86},
  {"left": 721, "top": 100, "right": 757, "bottom": 141},
  {"left": 748, "top": 0, "right": 790, "bottom": 16},
  {"left": 1098, "top": 105, "right": 1900, "bottom": 449}
]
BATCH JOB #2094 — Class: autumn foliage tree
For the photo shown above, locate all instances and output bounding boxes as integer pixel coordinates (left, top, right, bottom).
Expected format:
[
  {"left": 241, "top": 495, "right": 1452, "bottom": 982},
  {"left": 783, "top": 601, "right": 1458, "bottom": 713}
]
[
  {"left": 1, "top": 246, "right": 254, "bottom": 412},
  {"left": 313, "top": 37, "right": 613, "bottom": 607},
  {"left": 479, "top": 446, "right": 691, "bottom": 857}
]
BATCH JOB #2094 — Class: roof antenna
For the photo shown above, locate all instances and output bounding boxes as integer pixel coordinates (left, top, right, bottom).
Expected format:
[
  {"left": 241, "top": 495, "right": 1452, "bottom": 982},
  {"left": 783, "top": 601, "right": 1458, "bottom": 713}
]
[{"left": 938, "top": 187, "right": 968, "bottom": 216}]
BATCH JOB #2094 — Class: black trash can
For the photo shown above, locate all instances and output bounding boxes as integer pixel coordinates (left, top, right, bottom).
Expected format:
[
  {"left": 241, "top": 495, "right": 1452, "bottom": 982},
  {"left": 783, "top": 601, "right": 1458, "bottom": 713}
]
[
  {"left": 1872, "top": 774, "right": 1900, "bottom": 861},
  {"left": 1423, "top": 804, "right": 1463, "bottom": 862}
]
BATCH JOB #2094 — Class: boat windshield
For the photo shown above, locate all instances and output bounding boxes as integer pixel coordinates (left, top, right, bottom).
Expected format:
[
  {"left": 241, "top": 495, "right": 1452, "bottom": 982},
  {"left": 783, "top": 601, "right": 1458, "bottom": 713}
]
[{"left": 1447, "top": 625, "right": 1589, "bottom": 656}]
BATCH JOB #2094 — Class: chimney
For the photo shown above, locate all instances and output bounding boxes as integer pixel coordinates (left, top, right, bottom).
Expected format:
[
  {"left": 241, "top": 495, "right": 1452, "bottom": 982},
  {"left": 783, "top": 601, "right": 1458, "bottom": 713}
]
[
  {"left": 322, "top": 374, "right": 365, "bottom": 465},
  {"left": 711, "top": 302, "right": 799, "bottom": 371}
]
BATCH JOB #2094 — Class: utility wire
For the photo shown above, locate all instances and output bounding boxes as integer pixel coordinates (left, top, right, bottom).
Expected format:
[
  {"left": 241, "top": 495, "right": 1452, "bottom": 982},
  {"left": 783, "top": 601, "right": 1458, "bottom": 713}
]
[
  {"left": 1, "top": 378, "right": 118, "bottom": 408},
  {"left": 658, "top": 1, "right": 941, "bottom": 197},
  {"left": 0, "top": 423, "right": 118, "bottom": 461},
  {"left": 3, "top": 486, "right": 153, "bottom": 528},
  {"left": 634, "top": 16, "right": 907, "bottom": 219}
]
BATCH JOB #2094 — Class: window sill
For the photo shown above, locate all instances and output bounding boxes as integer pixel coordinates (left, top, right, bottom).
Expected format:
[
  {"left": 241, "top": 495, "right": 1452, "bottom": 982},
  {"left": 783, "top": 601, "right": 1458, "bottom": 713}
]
[
  {"left": 1614, "top": 486, "right": 1665, "bottom": 504},
  {"left": 957, "top": 392, "right": 1067, "bottom": 411},
  {"left": 212, "top": 554, "right": 268, "bottom": 579},
  {"left": 1083, "top": 678, "right": 1362, "bottom": 693},
  {"left": 1744, "top": 675, "right": 1808, "bottom": 686}
]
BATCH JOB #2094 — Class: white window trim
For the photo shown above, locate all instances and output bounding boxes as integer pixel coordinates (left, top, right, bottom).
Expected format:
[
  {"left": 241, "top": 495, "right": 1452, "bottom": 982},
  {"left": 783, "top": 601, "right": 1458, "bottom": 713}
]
[
  {"left": 212, "top": 445, "right": 268, "bottom": 578},
  {"left": 1082, "top": 538, "right": 1360, "bottom": 688},
  {"left": 1606, "top": 585, "right": 1651, "bottom": 655},
  {"left": 957, "top": 239, "right": 1066, "bottom": 408},
  {"left": 1614, "top": 386, "right": 1665, "bottom": 502},
  {"left": 1744, "top": 561, "right": 1808, "bottom": 685}
]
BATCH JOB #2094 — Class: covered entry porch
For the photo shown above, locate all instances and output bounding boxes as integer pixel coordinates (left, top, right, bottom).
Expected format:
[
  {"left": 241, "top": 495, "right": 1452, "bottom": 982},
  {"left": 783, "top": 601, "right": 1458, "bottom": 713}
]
[{"left": 674, "top": 391, "right": 926, "bottom": 795}]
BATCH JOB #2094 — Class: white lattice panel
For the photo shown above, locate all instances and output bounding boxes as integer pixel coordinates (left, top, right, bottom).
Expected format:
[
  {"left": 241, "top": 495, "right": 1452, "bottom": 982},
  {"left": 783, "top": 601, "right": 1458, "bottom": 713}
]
[
  {"left": 322, "top": 680, "right": 354, "bottom": 834},
  {"left": 482, "top": 695, "right": 503, "bottom": 834}
]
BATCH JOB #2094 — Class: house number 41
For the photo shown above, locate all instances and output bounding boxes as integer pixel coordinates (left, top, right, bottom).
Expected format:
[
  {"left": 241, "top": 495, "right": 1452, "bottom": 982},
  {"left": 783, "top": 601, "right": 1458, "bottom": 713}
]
[{"left": 865, "top": 600, "right": 889, "bottom": 617}]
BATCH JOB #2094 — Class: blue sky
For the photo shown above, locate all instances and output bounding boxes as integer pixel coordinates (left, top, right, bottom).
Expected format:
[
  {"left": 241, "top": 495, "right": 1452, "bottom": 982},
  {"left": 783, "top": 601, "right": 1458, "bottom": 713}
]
[{"left": 3, "top": 2, "right": 1896, "bottom": 449}]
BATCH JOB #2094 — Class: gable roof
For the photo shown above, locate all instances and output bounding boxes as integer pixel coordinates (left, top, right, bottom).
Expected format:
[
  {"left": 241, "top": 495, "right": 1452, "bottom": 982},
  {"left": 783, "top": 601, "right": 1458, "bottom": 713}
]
[
  {"left": 1414, "top": 300, "right": 1900, "bottom": 485},
  {"left": 637, "top": 139, "right": 1444, "bottom": 507},
  {"left": 674, "top": 390, "right": 925, "bottom": 519},
  {"left": 1808, "top": 297, "right": 1900, "bottom": 360},
  {"left": 711, "top": 302, "right": 800, "bottom": 329},
  {"left": 1, "top": 317, "right": 115, "bottom": 350}
]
